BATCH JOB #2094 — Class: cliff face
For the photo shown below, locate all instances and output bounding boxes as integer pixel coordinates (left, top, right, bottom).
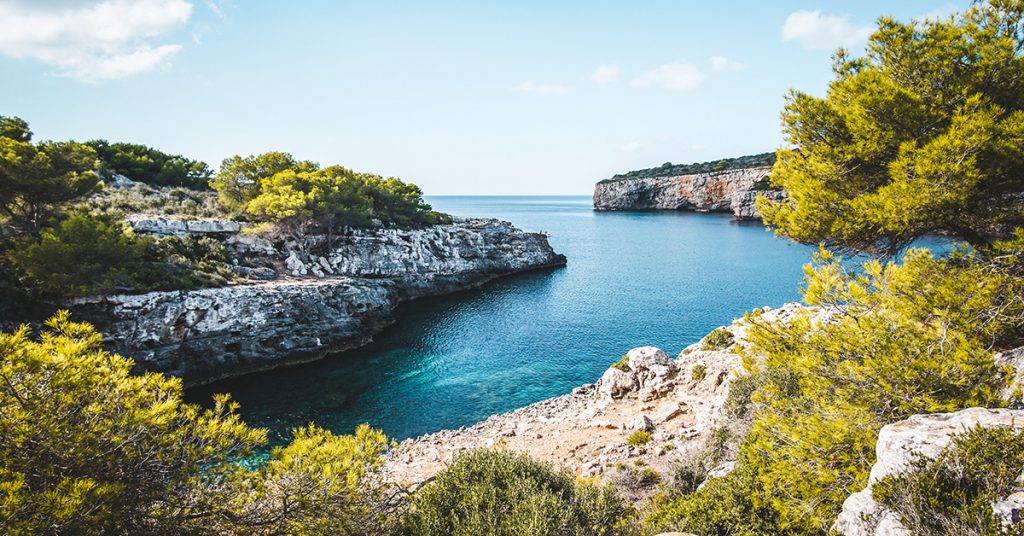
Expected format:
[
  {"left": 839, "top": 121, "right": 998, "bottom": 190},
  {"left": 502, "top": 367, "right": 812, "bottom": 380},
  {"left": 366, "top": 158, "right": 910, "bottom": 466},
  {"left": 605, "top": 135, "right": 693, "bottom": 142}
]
[
  {"left": 592, "top": 167, "right": 782, "bottom": 220},
  {"left": 72, "top": 218, "right": 566, "bottom": 385}
]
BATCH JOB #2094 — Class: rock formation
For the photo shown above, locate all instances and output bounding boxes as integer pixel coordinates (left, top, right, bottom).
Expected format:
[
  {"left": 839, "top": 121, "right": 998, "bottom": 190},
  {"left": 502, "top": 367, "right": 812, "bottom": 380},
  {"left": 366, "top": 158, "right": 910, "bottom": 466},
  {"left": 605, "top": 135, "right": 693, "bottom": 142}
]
[
  {"left": 834, "top": 407, "right": 1024, "bottom": 535},
  {"left": 592, "top": 167, "right": 783, "bottom": 220},
  {"left": 385, "top": 303, "right": 809, "bottom": 496},
  {"left": 73, "top": 217, "right": 566, "bottom": 385}
]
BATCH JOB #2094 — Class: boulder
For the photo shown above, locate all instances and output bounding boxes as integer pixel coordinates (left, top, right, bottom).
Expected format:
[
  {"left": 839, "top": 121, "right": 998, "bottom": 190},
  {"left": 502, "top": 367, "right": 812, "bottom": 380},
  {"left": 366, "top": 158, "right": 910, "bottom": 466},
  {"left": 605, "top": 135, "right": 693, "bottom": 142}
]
[
  {"left": 628, "top": 415, "right": 654, "bottom": 432},
  {"left": 834, "top": 407, "right": 1024, "bottom": 535}
]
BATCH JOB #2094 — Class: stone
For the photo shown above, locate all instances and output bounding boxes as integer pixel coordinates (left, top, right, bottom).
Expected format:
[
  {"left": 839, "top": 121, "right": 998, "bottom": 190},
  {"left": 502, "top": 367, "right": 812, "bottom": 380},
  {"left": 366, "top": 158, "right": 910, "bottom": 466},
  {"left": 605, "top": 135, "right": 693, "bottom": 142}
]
[
  {"left": 628, "top": 415, "right": 654, "bottom": 432},
  {"left": 71, "top": 218, "right": 566, "bottom": 386},
  {"left": 996, "top": 346, "right": 1024, "bottom": 408},
  {"left": 126, "top": 214, "right": 247, "bottom": 237},
  {"left": 592, "top": 166, "right": 780, "bottom": 220},
  {"left": 834, "top": 407, "right": 1024, "bottom": 535},
  {"left": 596, "top": 367, "right": 639, "bottom": 400},
  {"left": 656, "top": 402, "right": 688, "bottom": 423}
]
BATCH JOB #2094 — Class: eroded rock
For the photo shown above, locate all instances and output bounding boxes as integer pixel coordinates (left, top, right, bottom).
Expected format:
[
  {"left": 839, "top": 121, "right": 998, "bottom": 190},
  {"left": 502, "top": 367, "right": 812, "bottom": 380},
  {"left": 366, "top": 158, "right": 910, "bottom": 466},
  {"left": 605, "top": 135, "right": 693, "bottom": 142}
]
[
  {"left": 834, "top": 407, "right": 1024, "bottom": 536},
  {"left": 592, "top": 167, "right": 780, "bottom": 220}
]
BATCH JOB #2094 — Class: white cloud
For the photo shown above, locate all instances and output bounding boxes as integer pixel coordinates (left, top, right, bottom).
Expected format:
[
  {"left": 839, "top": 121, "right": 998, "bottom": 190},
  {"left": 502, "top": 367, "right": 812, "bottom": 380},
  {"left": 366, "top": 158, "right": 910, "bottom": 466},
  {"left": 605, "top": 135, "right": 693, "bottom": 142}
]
[
  {"left": 629, "top": 61, "right": 705, "bottom": 91},
  {"left": 709, "top": 55, "right": 747, "bottom": 72},
  {"left": 512, "top": 82, "right": 572, "bottom": 95},
  {"left": 781, "top": 10, "right": 872, "bottom": 51},
  {"left": 620, "top": 141, "right": 641, "bottom": 152},
  {"left": 0, "top": 0, "right": 194, "bottom": 82},
  {"left": 591, "top": 64, "right": 620, "bottom": 84}
]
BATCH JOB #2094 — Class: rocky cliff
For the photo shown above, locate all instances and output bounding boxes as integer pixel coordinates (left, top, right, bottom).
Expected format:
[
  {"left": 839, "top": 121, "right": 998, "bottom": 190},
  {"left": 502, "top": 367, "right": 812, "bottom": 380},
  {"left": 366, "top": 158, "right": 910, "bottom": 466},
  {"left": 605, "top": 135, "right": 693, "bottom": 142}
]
[
  {"left": 73, "top": 218, "right": 566, "bottom": 385},
  {"left": 592, "top": 167, "right": 783, "bottom": 220}
]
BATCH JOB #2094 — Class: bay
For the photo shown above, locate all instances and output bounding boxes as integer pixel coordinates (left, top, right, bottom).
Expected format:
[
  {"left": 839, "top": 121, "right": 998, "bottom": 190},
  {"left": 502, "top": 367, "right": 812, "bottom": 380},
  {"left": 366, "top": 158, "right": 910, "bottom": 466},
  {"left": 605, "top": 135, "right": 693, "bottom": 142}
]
[{"left": 188, "top": 196, "right": 817, "bottom": 444}]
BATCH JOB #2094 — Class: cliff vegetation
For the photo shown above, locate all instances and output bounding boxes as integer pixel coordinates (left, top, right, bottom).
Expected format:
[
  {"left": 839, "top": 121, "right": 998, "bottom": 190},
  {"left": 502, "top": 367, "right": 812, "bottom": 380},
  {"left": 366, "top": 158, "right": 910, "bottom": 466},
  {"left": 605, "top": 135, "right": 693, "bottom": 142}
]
[
  {"left": 3, "top": 1, "right": 1024, "bottom": 535},
  {"left": 599, "top": 152, "right": 775, "bottom": 184}
]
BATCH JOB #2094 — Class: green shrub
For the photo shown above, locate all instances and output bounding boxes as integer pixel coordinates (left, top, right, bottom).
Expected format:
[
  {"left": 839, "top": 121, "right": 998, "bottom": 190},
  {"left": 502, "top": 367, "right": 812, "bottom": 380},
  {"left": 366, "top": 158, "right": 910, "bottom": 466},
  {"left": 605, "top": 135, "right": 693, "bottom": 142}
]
[
  {"left": 627, "top": 430, "right": 652, "bottom": 447},
  {"left": 0, "top": 312, "right": 265, "bottom": 534},
  {"left": 613, "top": 466, "right": 661, "bottom": 492},
  {"left": 691, "top": 364, "right": 707, "bottom": 381},
  {"left": 0, "top": 313, "right": 399, "bottom": 535},
  {"left": 7, "top": 214, "right": 153, "bottom": 298},
  {"left": 610, "top": 355, "right": 630, "bottom": 371},
  {"left": 86, "top": 140, "right": 212, "bottom": 190},
  {"left": 6, "top": 214, "right": 233, "bottom": 298},
  {"left": 701, "top": 328, "right": 734, "bottom": 351},
  {"left": 212, "top": 152, "right": 449, "bottom": 232},
  {"left": 398, "top": 448, "right": 635, "bottom": 536},
  {"left": 873, "top": 425, "right": 1024, "bottom": 536}
]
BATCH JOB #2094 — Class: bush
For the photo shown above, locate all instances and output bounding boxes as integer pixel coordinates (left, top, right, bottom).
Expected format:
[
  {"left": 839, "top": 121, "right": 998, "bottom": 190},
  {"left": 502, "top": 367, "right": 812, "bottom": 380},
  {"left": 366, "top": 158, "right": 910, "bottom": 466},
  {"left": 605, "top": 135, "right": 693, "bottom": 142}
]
[
  {"left": 610, "top": 355, "right": 630, "bottom": 372},
  {"left": 627, "top": 430, "right": 652, "bottom": 447},
  {"left": 225, "top": 424, "right": 397, "bottom": 536},
  {"left": 613, "top": 465, "right": 661, "bottom": 493},
  {"left": 0, "top": 313, "right": 399, "bottom": 535},
  {"left": 873, "top": 425, "right": 1024, "bottom": 536},
  {"left": 691, "top": 364, "right": 707, "bottom": 381},
  {"left": 701, "top": 328, "right": 734, "bottom": 351},
  {"left": 212, "top": 152, "right": 448, "bottom": 233},
  {"left": 398, "top": 448, "right": 634, "bottom": 536},
  {"left": 0, "top": 312, "right": 265, "bottom": 534},
  {"left": 86, "top": 140, "right": 212, "bottom": 190},
  {"left": 6, "top": 214, "right": 153, "bottom": 298},
  {"left": 6, "top": 214, "right": 232, "bottom": 298}
]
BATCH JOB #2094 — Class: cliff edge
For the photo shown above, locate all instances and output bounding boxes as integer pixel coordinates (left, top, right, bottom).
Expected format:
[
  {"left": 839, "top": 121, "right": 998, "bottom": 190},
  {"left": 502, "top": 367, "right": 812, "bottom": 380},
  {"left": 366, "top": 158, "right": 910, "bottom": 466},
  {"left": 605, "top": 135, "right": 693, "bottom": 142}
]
[{"left": 72, "top": 217, "right": 566, "bottom": 386}]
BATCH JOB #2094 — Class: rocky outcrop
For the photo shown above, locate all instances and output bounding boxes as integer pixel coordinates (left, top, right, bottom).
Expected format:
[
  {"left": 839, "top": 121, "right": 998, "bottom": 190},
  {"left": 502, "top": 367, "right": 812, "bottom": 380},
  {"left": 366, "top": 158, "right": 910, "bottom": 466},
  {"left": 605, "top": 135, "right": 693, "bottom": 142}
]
[
  {"left": 73, "top": 218, "right": 566, "bottom": 385},
  {"left": 834, "top": 407, "right": 1024, "bottom": 536},
  {"left": 385, "top": 303, "right": 809, "bottom": 493},
  {"left": 126, "top": 214, "right": 248, "bottom": 236},
  {"left": 592, "top": 167, "right": 783, "bottom": 220}
]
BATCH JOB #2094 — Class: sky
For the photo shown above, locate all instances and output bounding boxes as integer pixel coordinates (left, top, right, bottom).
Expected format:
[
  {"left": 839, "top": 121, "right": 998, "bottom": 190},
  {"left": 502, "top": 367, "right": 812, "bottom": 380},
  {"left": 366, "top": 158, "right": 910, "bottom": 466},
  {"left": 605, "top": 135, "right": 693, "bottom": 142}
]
[{"left": 0, "top": 0, "right": 967, "bottom": 195}]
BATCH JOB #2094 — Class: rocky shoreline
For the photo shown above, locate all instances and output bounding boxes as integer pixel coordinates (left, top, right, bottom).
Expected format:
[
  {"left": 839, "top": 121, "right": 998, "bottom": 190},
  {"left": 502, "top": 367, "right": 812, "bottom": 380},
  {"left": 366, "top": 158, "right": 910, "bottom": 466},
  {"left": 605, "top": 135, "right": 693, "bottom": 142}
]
[
  {"left": 72, "top": 217, "right": 566, "bottom": 386},
  {"left": 385, "top": 305, "right": 1024, "bottom": 530},
  {"left": 592, "top": 167, "right": 783, "bottom": 220},
  {"left": 384, "top": 303, "right": 807, "bottom": 496}
]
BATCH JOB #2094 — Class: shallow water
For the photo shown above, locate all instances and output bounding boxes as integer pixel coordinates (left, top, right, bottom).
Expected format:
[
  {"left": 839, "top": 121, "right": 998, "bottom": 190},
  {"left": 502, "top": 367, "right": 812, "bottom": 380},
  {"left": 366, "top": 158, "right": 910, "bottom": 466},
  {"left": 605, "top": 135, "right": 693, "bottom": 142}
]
[{"left": 188, "top": 196, "right": 818, "bottom": 443}]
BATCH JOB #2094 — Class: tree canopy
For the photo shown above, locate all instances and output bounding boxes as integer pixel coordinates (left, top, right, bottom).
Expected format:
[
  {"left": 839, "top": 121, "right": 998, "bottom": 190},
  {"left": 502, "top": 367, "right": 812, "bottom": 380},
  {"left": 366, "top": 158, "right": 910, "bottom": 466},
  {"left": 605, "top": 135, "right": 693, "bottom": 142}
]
[
  {"left": 0, "top": 116, "right": 100, "bottom": 232},
  {"left": 86, "top": 140, "right": 213, "bottom": 190},
  {"left": 758, "top": 1, "right": 1024, "bottom": 256},
  {"left": 213, "top": 152, "right": 447, "bottom": 235}
]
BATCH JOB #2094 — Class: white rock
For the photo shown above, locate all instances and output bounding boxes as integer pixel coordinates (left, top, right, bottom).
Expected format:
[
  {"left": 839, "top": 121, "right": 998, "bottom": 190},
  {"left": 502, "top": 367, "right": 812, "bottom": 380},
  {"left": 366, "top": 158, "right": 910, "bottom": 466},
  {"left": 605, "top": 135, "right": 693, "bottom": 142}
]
[
  {"left": 628, "top": 414, "right": 654, "bottom": 432},
  {"left": 834, "top": 407, "right": 1024, "bottom": 536}
]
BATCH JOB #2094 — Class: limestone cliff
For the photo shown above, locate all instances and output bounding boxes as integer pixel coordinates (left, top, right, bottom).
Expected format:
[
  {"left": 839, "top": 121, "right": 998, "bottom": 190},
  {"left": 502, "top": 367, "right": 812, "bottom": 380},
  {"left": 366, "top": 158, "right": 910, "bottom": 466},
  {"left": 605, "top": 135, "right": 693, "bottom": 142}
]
[
  {"left": 592, "top": 167, "right": 782, "bottom": 220},
  {"left": 72, "top": 218, "right": 566, "bottom": 386}
]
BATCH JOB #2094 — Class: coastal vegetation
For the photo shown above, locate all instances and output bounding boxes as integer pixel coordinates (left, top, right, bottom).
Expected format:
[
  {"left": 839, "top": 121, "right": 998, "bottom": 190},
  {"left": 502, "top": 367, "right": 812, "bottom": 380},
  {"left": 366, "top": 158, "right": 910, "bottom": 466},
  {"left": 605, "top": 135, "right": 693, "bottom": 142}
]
[
  {"left": 3, "top": 1, "right": 1024, "bottom": 535},
  {"left": 600, "top": 152, "right": 775, "bottom": 183},
  {"left": 0, "top": 117, "right": 446, "bottom": 317},
  {"left": 650, "top": 2, "right": 1024, "bottom": 534}
]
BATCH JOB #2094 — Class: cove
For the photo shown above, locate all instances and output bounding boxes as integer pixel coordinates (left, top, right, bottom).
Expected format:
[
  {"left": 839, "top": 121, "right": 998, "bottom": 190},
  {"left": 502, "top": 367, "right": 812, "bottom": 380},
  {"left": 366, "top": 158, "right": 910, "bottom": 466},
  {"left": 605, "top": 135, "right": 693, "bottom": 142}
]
[{"left": 187, "top": 196, "right": 817, "bottom": 444}]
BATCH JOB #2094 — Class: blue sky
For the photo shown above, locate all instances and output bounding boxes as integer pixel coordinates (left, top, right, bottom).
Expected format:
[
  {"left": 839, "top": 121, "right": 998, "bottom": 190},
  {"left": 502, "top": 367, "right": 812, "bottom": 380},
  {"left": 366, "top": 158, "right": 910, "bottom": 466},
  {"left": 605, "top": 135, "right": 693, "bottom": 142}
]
[{"left": 0, "top": 1, "right": 966, "bottom": 194}]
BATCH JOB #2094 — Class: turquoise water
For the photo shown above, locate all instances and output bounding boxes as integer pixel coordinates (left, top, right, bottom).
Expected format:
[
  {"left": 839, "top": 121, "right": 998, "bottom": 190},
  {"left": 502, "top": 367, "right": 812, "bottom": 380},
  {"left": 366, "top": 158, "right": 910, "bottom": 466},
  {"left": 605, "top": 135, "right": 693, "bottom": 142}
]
[{"left": 188, "top": 196, "right": 817, "bottom": 443}]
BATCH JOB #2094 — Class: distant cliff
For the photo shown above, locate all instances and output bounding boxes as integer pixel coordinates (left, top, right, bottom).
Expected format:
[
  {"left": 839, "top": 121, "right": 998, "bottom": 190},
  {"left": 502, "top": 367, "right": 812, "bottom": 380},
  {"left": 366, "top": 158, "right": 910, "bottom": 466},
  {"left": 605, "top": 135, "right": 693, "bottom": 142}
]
[
  {"left": 593, "top": 154, "right": 783, "bottom": 220},
  {"left": 72, "top": 218, "right": 566, "bottom": 386}
]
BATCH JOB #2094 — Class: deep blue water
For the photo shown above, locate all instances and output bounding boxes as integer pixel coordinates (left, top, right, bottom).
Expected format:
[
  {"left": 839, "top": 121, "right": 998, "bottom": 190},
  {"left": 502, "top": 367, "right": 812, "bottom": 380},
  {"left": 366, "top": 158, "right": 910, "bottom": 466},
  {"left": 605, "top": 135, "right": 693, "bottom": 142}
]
[{"left": 188, "top": 196, "right": 818, "bottom": 444}]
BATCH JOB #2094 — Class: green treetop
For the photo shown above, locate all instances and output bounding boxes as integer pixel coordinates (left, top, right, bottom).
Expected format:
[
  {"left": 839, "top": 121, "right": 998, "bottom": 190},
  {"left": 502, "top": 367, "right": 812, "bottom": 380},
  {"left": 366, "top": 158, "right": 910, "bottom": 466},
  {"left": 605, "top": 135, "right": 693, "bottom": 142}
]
[
  {"left": 211, "top": 151, "right": 319, "bottom": 211},
  {"left": 758, "top": 0, "right": 1024, "bottom": 256},
  {"left": 0, "top": 116, "right": 100, "bottom": 233}
]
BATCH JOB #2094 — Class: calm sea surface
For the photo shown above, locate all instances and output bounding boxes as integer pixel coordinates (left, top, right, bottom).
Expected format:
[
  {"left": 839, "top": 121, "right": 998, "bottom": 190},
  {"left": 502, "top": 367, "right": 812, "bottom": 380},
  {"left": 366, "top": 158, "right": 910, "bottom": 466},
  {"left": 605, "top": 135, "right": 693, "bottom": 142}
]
[{"left": 188, "top": 196, "right": 818, "bottom": 443}]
